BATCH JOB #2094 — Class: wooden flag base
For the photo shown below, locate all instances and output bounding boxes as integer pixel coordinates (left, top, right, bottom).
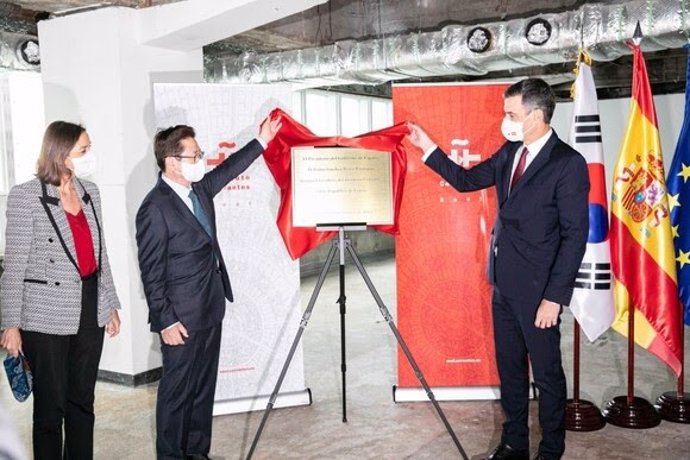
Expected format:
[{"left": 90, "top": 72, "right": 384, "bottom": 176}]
[
  {"left": 655, "top": 391, "right": 690, "bottom": 424},
  {"left": 603, "top": 396, "right": 661, "bottom": 428},
  {"left": 565, "top": 399, "right": 606, "bottom": 431}
]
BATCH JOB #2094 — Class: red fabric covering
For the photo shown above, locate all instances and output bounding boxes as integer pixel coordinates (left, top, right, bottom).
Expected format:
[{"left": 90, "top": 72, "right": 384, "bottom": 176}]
[{"left": 263, "top": 108, "right": 410, "bottom": 260}]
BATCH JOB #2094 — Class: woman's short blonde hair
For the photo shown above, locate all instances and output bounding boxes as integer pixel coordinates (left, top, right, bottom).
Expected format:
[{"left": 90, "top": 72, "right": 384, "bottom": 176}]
[{"left": 36, "top": 121, "right": 85, "bottom": 186}]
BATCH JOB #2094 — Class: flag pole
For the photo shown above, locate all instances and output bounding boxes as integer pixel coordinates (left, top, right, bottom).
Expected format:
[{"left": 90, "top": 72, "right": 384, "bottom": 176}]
[
  {"left": 565, "top": 320, "right": 605, "bottom": 431},
  {"left": 655, "top": 305, "right": 690, "bottom": 422},
  {"left": 654, "top": 38, "right": 690, "bottom": 424},
  {"left": 603, "top": 301, "right": 661, "bottom": 427},
  {"left": 603, "top": 22, "right": 662, "bottom": 428},
  {"left": 564, "top": 48, "right": 605, "bottom": 431},
  {"left": 627, "top": 302, "right": 636, "bottom": 405}
]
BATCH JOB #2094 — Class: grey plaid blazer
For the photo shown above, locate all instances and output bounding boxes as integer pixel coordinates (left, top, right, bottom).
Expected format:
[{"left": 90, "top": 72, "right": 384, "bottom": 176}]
[{"left": 0, "top": 177, "right": 120, "bottom": 334}]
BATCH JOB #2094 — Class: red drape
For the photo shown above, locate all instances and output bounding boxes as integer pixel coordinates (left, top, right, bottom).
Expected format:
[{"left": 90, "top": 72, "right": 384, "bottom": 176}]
[{"left": 263, "top": 108, "right": 409, "bottom": 259}]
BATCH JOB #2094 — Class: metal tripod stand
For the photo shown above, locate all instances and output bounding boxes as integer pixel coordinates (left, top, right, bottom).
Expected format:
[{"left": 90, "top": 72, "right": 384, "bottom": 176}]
[{"left": 246, "top": 226, "right": 468, "bottom": 460}]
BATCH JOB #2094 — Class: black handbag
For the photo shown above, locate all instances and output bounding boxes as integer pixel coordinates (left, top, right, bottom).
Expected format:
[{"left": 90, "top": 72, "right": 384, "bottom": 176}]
[{"left": 3, "top": 352, "right": 33, "bottom": 402}]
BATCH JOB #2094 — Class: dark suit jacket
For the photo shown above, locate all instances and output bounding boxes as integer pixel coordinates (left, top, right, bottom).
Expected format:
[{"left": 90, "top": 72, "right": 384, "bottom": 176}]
[
  {"left": 136, "top": 139, "right": 264, "bottom": 332},
  {"left": 425, "top": 131, "right": 590, "bottom": 307}
]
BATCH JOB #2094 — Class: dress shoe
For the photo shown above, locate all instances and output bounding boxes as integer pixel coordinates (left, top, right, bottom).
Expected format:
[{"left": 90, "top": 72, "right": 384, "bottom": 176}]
[
  {"left": 533, "top": 453, "right": 561, "bottom": 460},
  {"left": 486, "top": 443, "right": 530, "bottom": 460}
]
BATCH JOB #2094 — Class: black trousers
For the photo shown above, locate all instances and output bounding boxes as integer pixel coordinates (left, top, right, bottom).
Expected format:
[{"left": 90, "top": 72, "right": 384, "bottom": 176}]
[
  {"left": 492, "top": 288, "right": 566, "bottom": 459},
  {"left": 22, "top": 273, "right": 104, "bottom": 460},
  {"left": 156, "top": 324, "right": 222, "bottom": 459}
]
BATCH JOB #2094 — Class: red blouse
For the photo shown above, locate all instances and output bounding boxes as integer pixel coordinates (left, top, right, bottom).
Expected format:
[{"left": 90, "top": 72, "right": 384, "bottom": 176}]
[{"left": 65, "top": 210, "right": 97, "bottom": 278}]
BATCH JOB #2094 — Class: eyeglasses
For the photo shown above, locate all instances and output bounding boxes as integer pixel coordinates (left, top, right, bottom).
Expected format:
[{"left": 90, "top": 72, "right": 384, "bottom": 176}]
[{"left": 174, "top": 151, "right": 205, "bottom": 163}]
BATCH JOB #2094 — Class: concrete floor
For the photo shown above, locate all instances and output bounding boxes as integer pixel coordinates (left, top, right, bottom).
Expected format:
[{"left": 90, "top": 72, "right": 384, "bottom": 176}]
[{"left": 2, "top": 257, "right": 690, "bottom": 459}]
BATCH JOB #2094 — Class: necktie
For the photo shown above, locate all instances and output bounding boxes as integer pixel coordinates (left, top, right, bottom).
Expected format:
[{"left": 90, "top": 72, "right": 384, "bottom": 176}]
[
  {"left": 510, "top": 147, "right": 529, "bottom": 192},
  {"left": 188, "top": 189, "right": 213, "bottom": 237}
]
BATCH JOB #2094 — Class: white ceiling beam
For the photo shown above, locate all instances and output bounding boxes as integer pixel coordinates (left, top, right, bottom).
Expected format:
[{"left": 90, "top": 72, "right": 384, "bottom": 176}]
[{"left": 138, "top": 0, "right": 327, "bottom": 51}]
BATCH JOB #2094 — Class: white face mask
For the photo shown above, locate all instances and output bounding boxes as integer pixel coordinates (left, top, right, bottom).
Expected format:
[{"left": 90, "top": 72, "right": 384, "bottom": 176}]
[
  {"left": 69, "top": 152, "right": 97, "bottom": 178},
  {"left": 180, "top": 159, "right": 205, "bottom": 183},
  {"left": 501, "top": 110, "right": 539, "bottom": 143},
  {"left": 501, "top": 117, "right": 524, "bottom": 143}
]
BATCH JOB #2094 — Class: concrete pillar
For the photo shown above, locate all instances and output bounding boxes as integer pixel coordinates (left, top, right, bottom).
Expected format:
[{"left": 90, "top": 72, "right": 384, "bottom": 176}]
[
  {"left": 38, "top": 0, "right": 326, "bottom": 384},
  {"left": 39, "top": 7, "right": 202, "bottom": 383}
]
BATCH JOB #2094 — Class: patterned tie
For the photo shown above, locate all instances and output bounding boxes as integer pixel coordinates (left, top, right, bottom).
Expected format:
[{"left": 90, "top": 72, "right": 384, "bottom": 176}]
[
  {"left": 510, "top": 146, "right": 529, "bottom": 192},
  {"left": 188, "top": 190, "right": 213, "bottom": 237}
]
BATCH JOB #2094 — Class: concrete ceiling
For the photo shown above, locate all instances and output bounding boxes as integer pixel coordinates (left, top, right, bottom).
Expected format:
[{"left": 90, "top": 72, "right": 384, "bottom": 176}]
[
  {"left": 1, "top": 0, "right": 688, "bottom": 99},
  {"left": 4, "top": 0, "right": 180, "bottom": 11}
]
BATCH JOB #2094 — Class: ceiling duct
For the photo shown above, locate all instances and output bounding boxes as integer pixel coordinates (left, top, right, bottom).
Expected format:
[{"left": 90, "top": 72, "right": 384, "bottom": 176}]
[
  {"left": 206, "top": 0, "right": 690, "bottom": 86},
  {"left": 0, "top": 31, "right": 39, "bottom": 71}
]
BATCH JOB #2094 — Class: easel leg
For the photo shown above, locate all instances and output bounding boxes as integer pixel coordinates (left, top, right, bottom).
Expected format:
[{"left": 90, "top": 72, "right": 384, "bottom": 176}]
[
  {"left": 337, "top": 228, "right": 348, "bottom": 423},
  {"left": 345, "top": 242, "right": 469, "bottom": 460},
  {"left": 246, "top": 241, "right": 338, "bottom": 460}
]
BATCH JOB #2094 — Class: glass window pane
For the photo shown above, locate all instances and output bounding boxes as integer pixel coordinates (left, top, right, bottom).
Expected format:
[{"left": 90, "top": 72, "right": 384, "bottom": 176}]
[
  {"left": 371, "top": 98, "right": 392, "bottom": 131},
  {"left": 291, "top": 90, "right": 303, "bottom": 123},
  {"left": 0, "top": 74, "right": 12, "bottom": 195},
  {"left": 0, "top": 71, "right": 45, "bottom": 258},
  {"left": 305, "top": 91, "right": 337, "bottom": 136},
  {"left": 340, "top": 95, "right": 369, "bottom": 137},
  {"left": 9, "top": 72, "right": 44, "bottom": 185}
]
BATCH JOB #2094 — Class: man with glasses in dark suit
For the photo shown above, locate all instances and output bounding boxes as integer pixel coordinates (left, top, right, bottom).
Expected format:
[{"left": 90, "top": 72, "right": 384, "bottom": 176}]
[{"left": 136, "top": 115, "right": 281, "bottom": 459}]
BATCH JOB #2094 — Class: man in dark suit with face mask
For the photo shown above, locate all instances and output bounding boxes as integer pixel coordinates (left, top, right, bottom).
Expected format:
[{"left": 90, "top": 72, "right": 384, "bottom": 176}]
[
  {"left": 136, "top": 115, "right": 281, "bottom": 459},
  {"left": 407, "top": 78, "right": 589, "bottom": 460}
]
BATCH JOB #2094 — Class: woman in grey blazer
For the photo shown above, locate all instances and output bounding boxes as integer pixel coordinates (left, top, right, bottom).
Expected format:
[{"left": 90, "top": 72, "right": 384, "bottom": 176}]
[{"left": 0, "top": 121, "right": 121, "bottom": 459}]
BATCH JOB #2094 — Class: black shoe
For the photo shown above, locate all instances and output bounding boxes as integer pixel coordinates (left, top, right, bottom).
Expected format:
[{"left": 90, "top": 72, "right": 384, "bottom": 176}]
[
  {"left": 533, "top": 454, "right": 561, "bottom": 460},
  {"left": 486, "top": 443, "right": 530, "bottom": 460},
  {"left": 185, "top": 455, "right": 210, "bottom": 460}
]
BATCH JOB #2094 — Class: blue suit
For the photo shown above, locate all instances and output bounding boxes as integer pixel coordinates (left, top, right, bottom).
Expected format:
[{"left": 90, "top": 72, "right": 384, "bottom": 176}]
[
  {"left": 136, "top": 139, "right": 264, "bottom": 458},
  {"left": 425, "top": 131, "right": 589, "bottom": 458}
]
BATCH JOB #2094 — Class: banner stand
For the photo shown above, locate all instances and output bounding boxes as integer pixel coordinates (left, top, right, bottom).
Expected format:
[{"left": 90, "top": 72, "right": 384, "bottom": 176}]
[
  {"left": 213, "top": 389, "right": 312, "bottom": 416},
  {"left": 393, "top": 385, "right": 500, "bottom": 402},
  {"left": 153, "top": 83, "right": 307, "bottom": 415},
  {"left": 393, "top": 82, "right": 506, "bottom": 393},
  {"left": 247, "top": 226, "right": 469, "bottom": 460}
]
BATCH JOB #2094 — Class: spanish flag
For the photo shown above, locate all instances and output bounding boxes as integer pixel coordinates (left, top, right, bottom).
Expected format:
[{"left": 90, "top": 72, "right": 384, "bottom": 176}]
[{"left": 610, "top": 44, "right": 682, "bottom": 376}]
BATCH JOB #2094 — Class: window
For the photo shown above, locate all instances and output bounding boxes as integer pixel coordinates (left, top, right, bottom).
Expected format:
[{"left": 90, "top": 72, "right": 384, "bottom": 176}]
[
  {"left": 304, "top": 91, "right": 338, "bottom": 136},
  {"left": 0, "top": 74, "right": 13, "bottom": 196},
  {"left": 8, "top": 71, "right": 44, "bottom": 185},
  {"left": 0, "top": 70, "right": 44, "bottom": 257},
  {"left": 340, "top": 95, "right": 370, "bottom": 137},
  {"left": 295, "top": 90, "right": 392, "bottom": 137},
  {"left": 291, "top": 90, "right": 304, "bottom": 124},
  {"left": 371, "top": 98, "right": 392, "bottom": 131}
]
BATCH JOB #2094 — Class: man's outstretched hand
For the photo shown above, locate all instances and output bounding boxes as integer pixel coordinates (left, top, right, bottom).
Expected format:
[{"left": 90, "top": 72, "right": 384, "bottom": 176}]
[
  {"left": 259, "top": 114, "right": 283, "bottom": 145},
  {"left": 406, "top": 122, "right": 435, "bottom": 152}
]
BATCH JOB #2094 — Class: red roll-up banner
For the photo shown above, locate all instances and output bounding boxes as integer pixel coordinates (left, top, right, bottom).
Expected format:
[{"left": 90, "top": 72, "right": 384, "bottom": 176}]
[{"left": 393, "top": 83, "right": 509, "bottom": 398}]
